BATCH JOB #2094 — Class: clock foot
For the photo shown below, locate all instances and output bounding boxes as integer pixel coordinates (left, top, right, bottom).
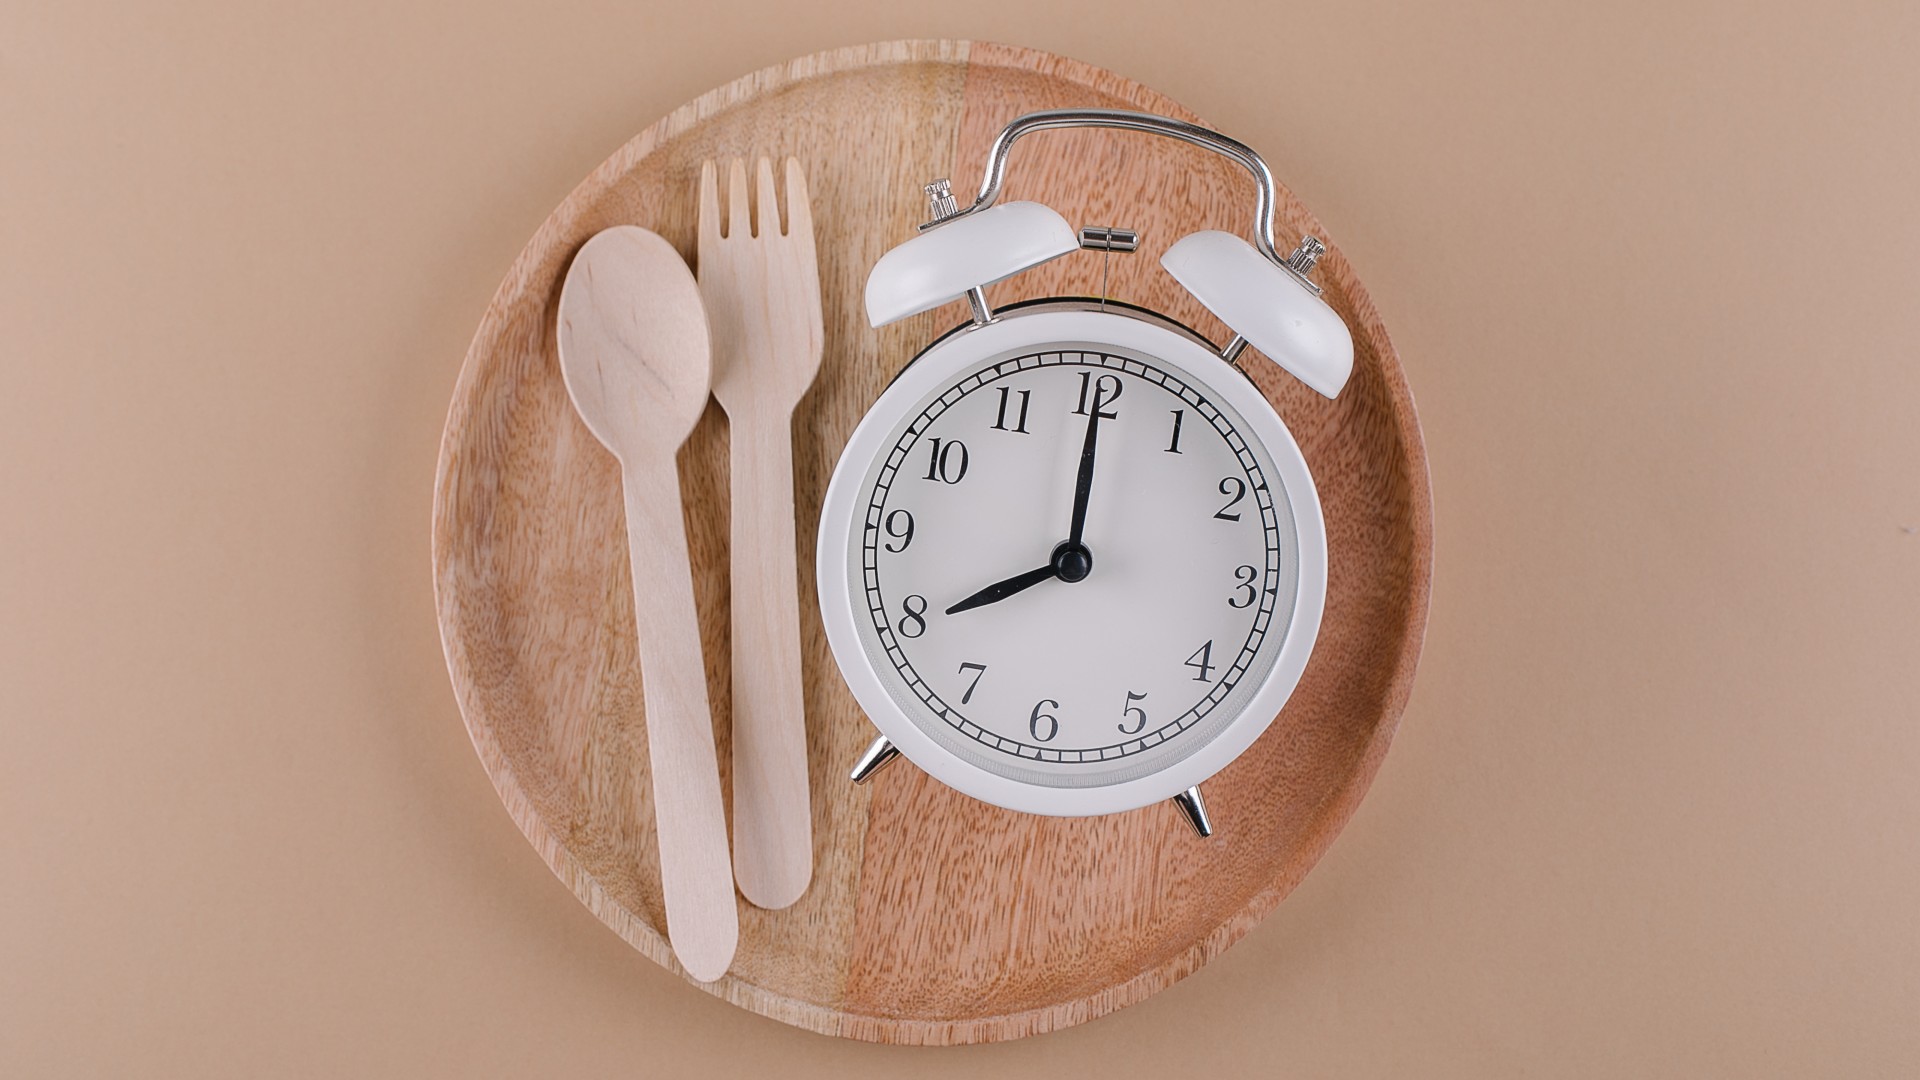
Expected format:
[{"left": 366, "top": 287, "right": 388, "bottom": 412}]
[
  {"left": 849, "top": 735, "right": 902, "bottom": 785},
  {"left": 1171, "top": 786, "right": 1214, "bottom": 838}
]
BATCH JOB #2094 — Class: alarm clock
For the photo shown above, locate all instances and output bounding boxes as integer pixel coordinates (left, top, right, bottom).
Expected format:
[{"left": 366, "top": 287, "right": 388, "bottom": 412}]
[{"left": 816, "top": 109, "right": 1355, "bottom": 836}]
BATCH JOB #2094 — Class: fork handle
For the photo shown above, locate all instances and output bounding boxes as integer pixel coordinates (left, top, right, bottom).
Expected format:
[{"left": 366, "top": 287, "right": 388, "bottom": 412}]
[{"left": 727, "top": 404, "right": 814, "bottom": 909}]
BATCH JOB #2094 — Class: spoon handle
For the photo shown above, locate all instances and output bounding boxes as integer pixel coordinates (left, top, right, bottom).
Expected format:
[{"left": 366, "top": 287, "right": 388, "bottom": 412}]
[
  {"left": 620, "top": 458, "right": 738, "bottom": 983},
  {"left": 727, "top": 404, "right": 813, "bottom": 909}
]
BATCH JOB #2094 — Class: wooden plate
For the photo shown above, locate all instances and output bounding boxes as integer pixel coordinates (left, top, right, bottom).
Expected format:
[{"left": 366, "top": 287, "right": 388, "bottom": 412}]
[{"left": 432, "top": 39, "right": 1431, "bottom": 1044}]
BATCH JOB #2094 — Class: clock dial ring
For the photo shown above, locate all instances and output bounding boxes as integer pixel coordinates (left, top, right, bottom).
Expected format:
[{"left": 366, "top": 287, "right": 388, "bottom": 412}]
[
  {"left": 855, "top": 348, "right": 1288, "bottom": 768},
  {"left": 817, "top": 306, "right": 1328, "bottom": 817}
]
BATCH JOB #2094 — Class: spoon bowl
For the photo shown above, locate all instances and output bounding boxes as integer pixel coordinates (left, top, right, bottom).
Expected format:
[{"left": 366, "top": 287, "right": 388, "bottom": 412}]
[{"left": 558, "top": 227, "right": 713, "bottom": 458}]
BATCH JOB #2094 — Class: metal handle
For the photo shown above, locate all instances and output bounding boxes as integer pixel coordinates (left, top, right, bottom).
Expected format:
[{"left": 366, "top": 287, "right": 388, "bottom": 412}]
[{"left": 922, "top": 108, "right": 1325, "bottom": 291}]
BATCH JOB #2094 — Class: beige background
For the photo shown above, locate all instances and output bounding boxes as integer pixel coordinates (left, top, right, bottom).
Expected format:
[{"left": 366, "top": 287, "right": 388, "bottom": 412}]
[{"left": 4, "top": 1, "right": 1916, "bottom": 1076}]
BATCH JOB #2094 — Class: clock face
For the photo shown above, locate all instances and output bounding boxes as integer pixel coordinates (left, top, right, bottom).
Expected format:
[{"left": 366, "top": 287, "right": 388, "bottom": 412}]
[{"left": 825, "top": 312, "right": 1321, "bottom": 810}]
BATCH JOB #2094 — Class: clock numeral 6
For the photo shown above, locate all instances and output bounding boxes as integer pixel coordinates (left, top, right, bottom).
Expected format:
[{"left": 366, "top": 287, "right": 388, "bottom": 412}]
[
  {"left": 1229, "top": 564, "right": 1259, "bottom": 608},
  {"left": 1214, "top": 476, "right": 1248, "bottom": 521},
  {"left": 1185, "top": 640, "right": 1216, "bottom": 682},
  {"left": 1118, "top": 690, "right": 1149, "bottom": 734},
  {"left": 957, "top": 661, "right": 986, "bottom": 704},
  {"left": 897, "top": 594, "right": 929, "bottom": 638},
  {"left": 882, "top": 508, "right": 914, "bottom": 553},
  {"left": 923, "top": 437, "right": 969, "bottom": 484},
  {"left": 1029, "top": 698, "right": 1060, "bottom": 743}
]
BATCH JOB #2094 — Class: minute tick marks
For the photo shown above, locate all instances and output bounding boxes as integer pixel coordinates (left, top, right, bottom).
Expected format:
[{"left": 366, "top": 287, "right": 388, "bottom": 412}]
[{"left": 855, "top": 346, "right": 1291, "bottom": 769}]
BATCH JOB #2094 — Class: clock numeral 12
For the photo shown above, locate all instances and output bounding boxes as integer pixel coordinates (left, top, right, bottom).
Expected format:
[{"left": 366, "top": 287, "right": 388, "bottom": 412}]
[
  {"left": 1029, "top": 699, "right": 1060, "bottom": 743},
  {"left": 1072, "top": 371, "right": 1123, "bottom": 417},
  {"left": 991, "top": 387, "right": 1031, "bottom": 433},
  {"left": 957, "top": 661, "right": 986, "bottom": 705},
  {"left": 1185, "top": 640, "right": 1216, "bottom": 682},
  {"left": 1119, "top": 690, "right": 1149, "bottom": 734},
  {"left": 923, "top": 438, "right": 969, "bottom": 484}
]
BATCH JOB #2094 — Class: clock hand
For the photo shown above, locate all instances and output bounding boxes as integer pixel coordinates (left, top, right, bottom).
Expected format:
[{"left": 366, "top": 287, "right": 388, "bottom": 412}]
[
  {"left": 945, "top": 539, "right": 1095, "bottom": 616},
  {"left": 945, "top": 563, "right": 1058, "bottom": 615},
  {"left": 1066, "top": 381, "right": 1112, "bottom": 548},
  {"left": 950, "top": 379, "right": 1114, "bottom": 618}
]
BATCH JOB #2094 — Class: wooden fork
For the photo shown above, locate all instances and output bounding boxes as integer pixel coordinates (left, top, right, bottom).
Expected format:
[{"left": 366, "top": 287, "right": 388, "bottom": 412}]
[{"left": 696, "top": 158, "right": 822, "bottom": 910}]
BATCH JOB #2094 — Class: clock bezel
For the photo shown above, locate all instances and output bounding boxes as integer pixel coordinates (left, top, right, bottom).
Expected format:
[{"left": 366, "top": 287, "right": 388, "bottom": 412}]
[{"left": 817, "top": 305, "right": 1328, "bottom": 817}]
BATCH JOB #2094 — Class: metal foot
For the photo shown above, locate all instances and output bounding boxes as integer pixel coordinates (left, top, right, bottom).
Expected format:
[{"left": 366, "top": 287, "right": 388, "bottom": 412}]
[
  {"left": 849, "top": 735, "right": 901, "bottom": 785},
  {"left": 1172, "top": 785, "right": 1213, "bottom": 838}
]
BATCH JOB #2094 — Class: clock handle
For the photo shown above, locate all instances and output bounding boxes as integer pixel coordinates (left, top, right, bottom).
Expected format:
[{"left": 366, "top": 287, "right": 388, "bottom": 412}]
[{"left": 922, "top": 108, "right": 1324, "bottom": 297}]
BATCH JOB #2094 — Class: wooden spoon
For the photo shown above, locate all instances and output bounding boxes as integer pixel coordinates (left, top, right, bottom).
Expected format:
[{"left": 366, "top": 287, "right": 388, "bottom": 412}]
[{"left": 556, "top": 226, "right": 736, "bottom": 983}]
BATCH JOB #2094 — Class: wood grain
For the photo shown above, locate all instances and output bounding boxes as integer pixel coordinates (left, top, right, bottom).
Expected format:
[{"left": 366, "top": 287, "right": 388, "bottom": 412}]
[{"left": 432, "top": 39, "right": 1431, "bottom": 1043}]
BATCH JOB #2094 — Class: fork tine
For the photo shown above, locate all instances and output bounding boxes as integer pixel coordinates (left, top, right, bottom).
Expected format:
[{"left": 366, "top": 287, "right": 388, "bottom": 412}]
[
  {"left": 727, "top": 159, "right": 752, "bottom": 240},
  {"left": 697, "top": 160, "right": 722, "bottom": 254},
  {"left": 782, "top": 158, "right": 813, "bottom": 248},
  {"left": 754, "top": 158, "right": 781, "bottom": 238}
]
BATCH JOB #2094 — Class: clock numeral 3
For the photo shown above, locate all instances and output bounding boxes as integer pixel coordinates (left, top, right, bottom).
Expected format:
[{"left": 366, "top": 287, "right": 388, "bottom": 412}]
[
  {"left": 1072, "top": 371, "right": 1122, "bottom": 418},
  {"left": 897, "top": 594, "right": 929, "bottom": 638},
  {"left": 1119, "top": 690, "right": 1149, "bottom": 734},
  {"left": 923, "top": 438, "right": 969, "bottom": 484},
  {"left": 1029, "top": 699, "right": 1060, "bottom": 743},
  {"left": 991, "top": 387, "right": 1032, "bottom": 433},
  {"left": 882, "top": 509, "right": 915, "bottom": 552},
  {"left": 1214, "top": 476, "right": 1247, "bottom": 521},
  {"left": 1229, "top": 564, "right": 1258, "bottom": 608},
  {"left": 1185, "top": 640, "right": 1216, "bottom": 682},
  {"left": 957, "top": 661, "right": 986, "bottom": 705}
]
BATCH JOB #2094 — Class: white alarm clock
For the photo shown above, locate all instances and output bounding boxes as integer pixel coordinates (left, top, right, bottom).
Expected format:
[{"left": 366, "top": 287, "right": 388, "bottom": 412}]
[{"left": 817, "top": 110, "right": 1355, "bottom": 836}]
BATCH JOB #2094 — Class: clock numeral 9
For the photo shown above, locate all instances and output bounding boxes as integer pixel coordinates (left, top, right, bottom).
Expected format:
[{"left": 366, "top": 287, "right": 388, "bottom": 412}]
[
  {"left": 897, "top": 594, "right": 929, "bottom": 638},
  {"left": 1214, "top": 476, "right": 1247, "bottom": 521},
  {"left": 882, "top": 508, "right": 914, "bottom": 553},
  {"left": 1118, "top": 690, "right": 1149, "bottom": 735},
  {"left": 1072, "top": 371, "right": 1123, "bottom": 418},
  {"left": 1029, "top": 699, "right": 1060, "bottom": 743},
  {"left": 1229, "top": 564, "right": 1258, "bottom": 608},
  {"left": 923, "top": 438, "right": 969, "bottom": 484},
  {"left": 1185, "top": 640, "right": 1216, "bottom": 682}
]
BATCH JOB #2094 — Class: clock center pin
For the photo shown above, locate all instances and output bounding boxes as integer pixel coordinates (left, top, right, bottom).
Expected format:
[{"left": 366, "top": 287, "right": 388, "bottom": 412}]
[{"left": 1050, "top": 540, "right": 1094, "bottom": 583}]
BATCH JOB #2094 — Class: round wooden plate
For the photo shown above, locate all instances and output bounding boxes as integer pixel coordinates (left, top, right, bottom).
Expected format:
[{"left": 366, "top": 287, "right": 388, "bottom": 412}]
[{"left": 432, "top": 40, "right": 1430, "bottom": 1044}]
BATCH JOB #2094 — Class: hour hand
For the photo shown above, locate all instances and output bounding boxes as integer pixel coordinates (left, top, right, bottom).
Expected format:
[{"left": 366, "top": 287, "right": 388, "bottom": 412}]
[{"left": 945, "top": 563, "right": 1058, "bottom": 615}]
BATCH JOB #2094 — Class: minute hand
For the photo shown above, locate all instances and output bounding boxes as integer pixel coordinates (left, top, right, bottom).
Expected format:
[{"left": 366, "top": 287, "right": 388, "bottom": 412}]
[{"left": 1066, "top": 384, "right": 1110, "bottom": 547}]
